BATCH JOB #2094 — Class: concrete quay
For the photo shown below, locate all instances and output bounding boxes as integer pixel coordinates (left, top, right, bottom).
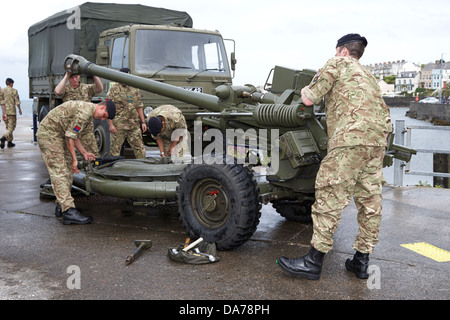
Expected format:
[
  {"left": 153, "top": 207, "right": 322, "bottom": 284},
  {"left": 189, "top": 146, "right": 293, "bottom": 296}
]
[{"left": 0, "top": 117, "right": 449, "bottom": 306}]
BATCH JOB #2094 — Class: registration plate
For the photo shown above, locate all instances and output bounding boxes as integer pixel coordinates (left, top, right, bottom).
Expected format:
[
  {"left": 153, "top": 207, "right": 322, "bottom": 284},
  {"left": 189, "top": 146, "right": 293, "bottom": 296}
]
[{"left": 182, "top": 87, "right": 203, "bottom": 93}]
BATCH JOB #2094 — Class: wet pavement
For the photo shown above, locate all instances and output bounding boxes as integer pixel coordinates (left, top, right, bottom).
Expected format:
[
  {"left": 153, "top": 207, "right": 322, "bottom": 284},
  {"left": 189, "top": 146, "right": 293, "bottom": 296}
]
[{"left": 1, "top": 117, "right": 449, "bottom": 304}]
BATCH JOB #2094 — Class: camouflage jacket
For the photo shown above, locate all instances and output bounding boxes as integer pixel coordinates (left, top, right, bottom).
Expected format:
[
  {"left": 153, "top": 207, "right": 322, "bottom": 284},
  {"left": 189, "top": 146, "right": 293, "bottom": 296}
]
[
  {"left": 147, "top": 105, "right": 187, "bottom": 140},
  {"left": 303, "top": 56, "right": 392, "bottom": 150},
  {"left": 36, "top": 101, "right": 96, "bottom": 140},
  {"left": 107, "top": 83, "right": 143, "bottom": 129},
  {"left": 2, "top": 86, "right": 21, "bottom": 115},
  {"left": 61, "top": 83, "right": 97, "bottom": 102}
]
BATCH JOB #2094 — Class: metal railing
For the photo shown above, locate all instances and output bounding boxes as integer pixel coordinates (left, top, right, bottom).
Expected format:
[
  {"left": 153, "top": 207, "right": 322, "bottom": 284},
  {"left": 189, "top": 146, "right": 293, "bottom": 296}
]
[{"left": 393, "top": 120, "right": 450, "bottom": 186}]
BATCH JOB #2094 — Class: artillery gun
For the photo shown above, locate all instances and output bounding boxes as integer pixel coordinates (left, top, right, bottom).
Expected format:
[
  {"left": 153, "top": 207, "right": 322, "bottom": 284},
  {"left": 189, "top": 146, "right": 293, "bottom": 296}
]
[{"left": 62, "top": 54, "right": 415, "bottom": 250}]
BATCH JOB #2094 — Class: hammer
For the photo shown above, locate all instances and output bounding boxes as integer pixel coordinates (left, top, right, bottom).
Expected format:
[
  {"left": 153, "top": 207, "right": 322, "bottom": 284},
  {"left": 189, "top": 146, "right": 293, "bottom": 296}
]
[{"left": 125, "top": 240, "right": 152, "bottom": 265}]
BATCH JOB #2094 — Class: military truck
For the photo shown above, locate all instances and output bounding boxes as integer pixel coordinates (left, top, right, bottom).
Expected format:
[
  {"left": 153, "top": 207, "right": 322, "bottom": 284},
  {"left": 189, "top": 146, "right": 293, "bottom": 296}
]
[{"left": 28, "top": 2, "right": 235, "bottom": 156}]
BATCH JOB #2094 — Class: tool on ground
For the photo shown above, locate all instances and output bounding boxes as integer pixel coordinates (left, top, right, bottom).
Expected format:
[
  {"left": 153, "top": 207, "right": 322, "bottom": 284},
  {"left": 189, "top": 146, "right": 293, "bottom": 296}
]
[
  {"left": 193, "top": 248, "right": 216, "bottom": 262},
  {"left": 184, "top": 238, "right": 191, "bottom": 249},
  {"left": 168, "top": 239, "right": 219, "bottom": 264},
  {"left": 170, "top": 247, "right": 216, "bottom": 262},
  {"left": 125, "top": 240, "right": 152, "bottom": 265},
  {"left": 182, "top": 237, "right": 203, "bottom": 252}
]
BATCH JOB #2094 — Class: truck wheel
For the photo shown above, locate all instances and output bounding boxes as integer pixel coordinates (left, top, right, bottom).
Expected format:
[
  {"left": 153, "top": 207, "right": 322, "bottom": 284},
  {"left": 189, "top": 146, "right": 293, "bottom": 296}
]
[
  {"left": 273, "top": 200, "right": 314, "bottom": 223},
  {"left": 94, "top": 121, "right": 110, "bottom": 157},
  {"left": 177, "top": 163, "right": 261, "bottom": 250},
  {"left": 38, "top": 105, "right": 50, "bottom": 122}
]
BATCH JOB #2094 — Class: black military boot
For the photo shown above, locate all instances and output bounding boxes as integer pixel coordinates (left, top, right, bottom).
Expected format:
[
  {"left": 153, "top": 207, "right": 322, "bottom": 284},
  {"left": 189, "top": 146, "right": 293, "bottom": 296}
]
[
  {"left": 62, "top": 208, "right": 93, "bottom": 225},
  {"left": 0, "top": 137, "right": 5, "bottom": 149},
  {"left": 55, "top": 203, "right": 62, "bottom": 217},
  {"left": 345, "top": 251, "right": 370, "bottom": 279},
  {"left": 7, "top": 141, "right": 15, "bottom": 148},
  {"left": 277, "top": 247, "right": 325, "bottom": 280}
]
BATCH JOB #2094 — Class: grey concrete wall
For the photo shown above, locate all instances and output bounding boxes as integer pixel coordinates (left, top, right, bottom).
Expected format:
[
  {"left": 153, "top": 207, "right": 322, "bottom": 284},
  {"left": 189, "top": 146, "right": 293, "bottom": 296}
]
[
  {"left": 407, "top": 102, "right": 450, "bottom": 125},
  {"left": 383, "top": 97, "right": 416, "bottom": 108}
]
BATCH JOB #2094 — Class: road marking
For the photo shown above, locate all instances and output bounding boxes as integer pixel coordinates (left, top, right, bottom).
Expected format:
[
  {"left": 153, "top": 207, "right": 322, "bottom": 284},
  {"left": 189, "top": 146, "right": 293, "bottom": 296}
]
[{"left": 401, "top": 242, "right": 450, "bottom": 262}]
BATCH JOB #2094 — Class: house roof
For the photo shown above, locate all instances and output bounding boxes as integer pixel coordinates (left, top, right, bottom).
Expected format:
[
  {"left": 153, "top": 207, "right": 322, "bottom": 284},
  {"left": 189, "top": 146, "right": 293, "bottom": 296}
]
[{"left": 398, "top": 71, "right": 419, "bottom": 78}]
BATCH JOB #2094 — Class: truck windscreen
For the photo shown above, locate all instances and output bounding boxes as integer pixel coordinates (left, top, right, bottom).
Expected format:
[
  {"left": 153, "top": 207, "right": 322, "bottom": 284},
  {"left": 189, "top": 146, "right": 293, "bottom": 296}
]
[{"left": 134, "top": 29, "right": 230, "bottom": 76}]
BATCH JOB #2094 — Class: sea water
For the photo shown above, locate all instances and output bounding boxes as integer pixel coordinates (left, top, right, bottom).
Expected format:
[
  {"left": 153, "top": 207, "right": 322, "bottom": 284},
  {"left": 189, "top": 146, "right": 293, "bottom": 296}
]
[{"left": 384, "top": 107, "right": 450, "bottom": 186}]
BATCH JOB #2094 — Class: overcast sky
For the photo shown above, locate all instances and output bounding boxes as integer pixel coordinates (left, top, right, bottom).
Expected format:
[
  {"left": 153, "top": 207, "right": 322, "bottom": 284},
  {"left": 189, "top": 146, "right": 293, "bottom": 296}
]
[{"left": 2, "top": 0, "right": 450, "bottom": 100}]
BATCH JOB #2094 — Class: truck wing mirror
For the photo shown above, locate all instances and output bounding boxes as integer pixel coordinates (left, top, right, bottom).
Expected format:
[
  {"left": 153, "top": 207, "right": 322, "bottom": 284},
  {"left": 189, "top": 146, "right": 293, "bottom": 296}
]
[{"left": 96, "top": 45, "right": 109, "bottom": 65}]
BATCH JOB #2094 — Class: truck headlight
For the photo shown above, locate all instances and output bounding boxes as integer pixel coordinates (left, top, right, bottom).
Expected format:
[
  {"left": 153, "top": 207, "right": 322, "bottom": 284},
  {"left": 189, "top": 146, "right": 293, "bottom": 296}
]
[{"left": 143, "top": 106, "right": 153, "bottom": 118}]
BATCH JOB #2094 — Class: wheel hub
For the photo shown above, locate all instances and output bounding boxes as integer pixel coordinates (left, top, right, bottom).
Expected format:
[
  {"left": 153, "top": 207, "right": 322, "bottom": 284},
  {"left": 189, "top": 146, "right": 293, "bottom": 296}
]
[{"left": 191, "top": 179, "right": 230, "bottom": 229}]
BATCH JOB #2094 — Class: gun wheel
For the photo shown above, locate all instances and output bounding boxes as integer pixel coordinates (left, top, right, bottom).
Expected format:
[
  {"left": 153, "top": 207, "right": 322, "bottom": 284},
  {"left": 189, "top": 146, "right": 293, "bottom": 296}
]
[
  {"left": 273, "top": 200, "right": 314, "bottom": 223},
  {"left": 177, "top": 163, "right": 261, "bottom": 250}
]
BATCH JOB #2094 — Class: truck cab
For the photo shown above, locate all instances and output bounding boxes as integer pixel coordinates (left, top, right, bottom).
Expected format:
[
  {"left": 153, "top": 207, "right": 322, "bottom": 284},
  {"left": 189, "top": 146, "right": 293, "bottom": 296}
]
[{"left": 96, "top": 24, "right": 233, "bottom": 122}]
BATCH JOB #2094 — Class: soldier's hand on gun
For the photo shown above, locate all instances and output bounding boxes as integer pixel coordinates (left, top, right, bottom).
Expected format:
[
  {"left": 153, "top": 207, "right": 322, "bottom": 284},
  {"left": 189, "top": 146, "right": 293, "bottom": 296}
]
[
  {"left": 84, "top": 152, "right": 96, "bottom": 162},
  {"left": 65, "top": 64, "right": 72, "bottom": 75}
]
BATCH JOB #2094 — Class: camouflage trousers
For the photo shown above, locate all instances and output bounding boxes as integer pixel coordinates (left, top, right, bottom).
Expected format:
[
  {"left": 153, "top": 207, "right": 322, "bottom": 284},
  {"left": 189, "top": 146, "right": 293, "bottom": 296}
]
[
  {"left": 78, "top": 121, "right": 99, "bottom": 157},
  {"left": 37, "top": 135, "right": 75, "bottom": 212},
  {"left": 2, "top": 115, "right": 16, "bottom": 142},
  {"left": 110, "top": 127, "right": 146, "bottom": 159},
  {"left": 311, "top": 146, "right": 385, "bottom": 254}
]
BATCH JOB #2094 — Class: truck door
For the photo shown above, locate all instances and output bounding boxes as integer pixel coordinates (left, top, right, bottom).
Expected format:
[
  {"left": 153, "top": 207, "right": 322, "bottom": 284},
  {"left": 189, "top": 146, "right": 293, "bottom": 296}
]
[{"left": 110, "top": 35, "right": 130, "bottom": 69}]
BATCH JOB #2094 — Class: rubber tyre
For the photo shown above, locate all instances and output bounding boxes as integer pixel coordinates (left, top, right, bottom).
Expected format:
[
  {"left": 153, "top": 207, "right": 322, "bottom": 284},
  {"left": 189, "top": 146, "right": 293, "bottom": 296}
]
[
  {"left": 94, "top": 121, "right": 110, "bottom": 157},
  {"left": 177, "top": 163, "right": 261, "bottom": 250},
  {"left": 273, "top": 200, "right": 313, "bottom": 223},
  {"left": 38, "top": 105, "right": 50, "bottom": 122}
]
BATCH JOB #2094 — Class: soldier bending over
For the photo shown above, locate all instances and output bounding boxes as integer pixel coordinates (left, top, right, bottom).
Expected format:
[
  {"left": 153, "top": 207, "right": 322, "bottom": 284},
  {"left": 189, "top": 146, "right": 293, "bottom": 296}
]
[{"left": 37, "top": 100, "right": 116, "bottom": 225}]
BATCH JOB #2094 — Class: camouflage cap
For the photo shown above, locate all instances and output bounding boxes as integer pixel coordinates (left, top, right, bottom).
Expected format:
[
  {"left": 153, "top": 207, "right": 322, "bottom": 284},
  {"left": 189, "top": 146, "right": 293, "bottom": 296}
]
[{"left": 336, "top": 33, "right": 368, "bottom": 48}]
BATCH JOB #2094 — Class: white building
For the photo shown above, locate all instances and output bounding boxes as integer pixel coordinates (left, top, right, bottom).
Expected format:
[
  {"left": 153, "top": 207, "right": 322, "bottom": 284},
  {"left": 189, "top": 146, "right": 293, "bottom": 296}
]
[
  {"left": 378, "top": 79, "right": 395, "bottom": 95},
  {"left": 365, "top": 60, "right": 421, "bottom": 78},
  {"left": 395, "top": 71, "right": 421, "bottom": 93}
]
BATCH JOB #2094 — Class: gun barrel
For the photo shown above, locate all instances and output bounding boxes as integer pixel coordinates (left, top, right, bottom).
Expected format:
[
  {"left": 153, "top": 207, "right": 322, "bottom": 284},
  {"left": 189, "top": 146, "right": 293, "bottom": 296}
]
[{"left": 65, "top": 55, "right": 222, "bottom": 112}]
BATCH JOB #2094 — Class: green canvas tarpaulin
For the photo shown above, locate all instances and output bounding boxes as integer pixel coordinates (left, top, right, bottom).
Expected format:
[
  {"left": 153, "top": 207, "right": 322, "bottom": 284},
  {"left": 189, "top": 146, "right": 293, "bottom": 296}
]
[{"left": 28, "top": 2, "right": 193, "bottom": 77}]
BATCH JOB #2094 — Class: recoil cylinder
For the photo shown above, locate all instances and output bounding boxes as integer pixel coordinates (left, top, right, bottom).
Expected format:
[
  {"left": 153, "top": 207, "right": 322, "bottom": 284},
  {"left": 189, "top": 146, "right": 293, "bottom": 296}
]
[{"left": 253, "top": 104, "right": 306, "bottom": 127}]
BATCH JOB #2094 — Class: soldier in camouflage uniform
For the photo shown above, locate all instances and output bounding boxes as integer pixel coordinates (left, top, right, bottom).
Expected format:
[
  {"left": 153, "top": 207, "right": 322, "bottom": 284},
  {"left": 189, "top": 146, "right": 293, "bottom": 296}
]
[
  {"left": 107, "top": 68, "right": 147, "bottom": 159},
  {"left": 0, "top": 78, "right": 22, "bottom": 149},
  {"left": 55, "top": 70, "right": 104, "bottom": 156},
  {"left": 278, "top": 34, "right": 393, "bottom": 280},
  {"left": 37, "top": 100, "right": 116, "bottom": 225},
  {"left": 0, "top": 87, "right": 5, "bottom": 123},
  {"left": 147, "top": 105, "right": 191, "bottom": 163}
]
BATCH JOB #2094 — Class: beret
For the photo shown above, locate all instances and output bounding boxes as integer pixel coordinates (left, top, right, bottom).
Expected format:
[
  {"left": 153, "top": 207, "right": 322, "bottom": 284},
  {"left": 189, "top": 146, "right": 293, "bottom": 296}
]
[
  {"left": 148, "top": 116, "right": 163, "bottom": 136},
  {"left": 336, "top": 33, "right": 368, "bottom": 48},
  {"left": 106, "top": 100, "right": 116, "bottom": 120}
]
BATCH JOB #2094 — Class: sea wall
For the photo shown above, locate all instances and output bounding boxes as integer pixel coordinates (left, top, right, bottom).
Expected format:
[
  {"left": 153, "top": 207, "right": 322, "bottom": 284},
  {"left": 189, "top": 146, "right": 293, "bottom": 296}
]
[
  {"left": 406, "top": 102, "right": 450, "bottom": 125},
  {"left": 383, "top": 97, "right": 416, "bottom": 108}
]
